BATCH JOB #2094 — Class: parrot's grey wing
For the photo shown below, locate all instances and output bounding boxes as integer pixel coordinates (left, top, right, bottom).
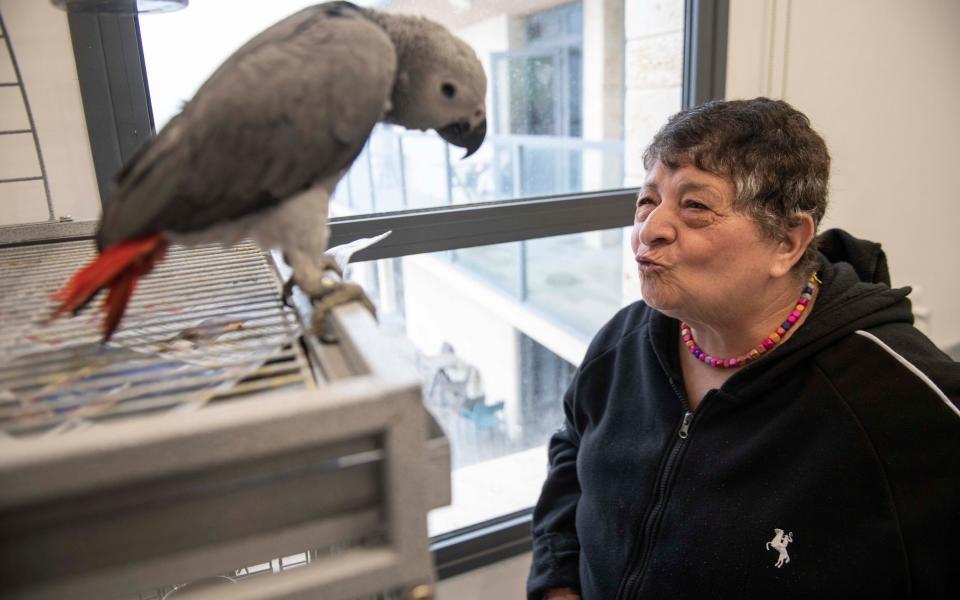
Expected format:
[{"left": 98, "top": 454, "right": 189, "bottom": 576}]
[{"left": 97, "top": 4, "right": 396, "bottom": 249}]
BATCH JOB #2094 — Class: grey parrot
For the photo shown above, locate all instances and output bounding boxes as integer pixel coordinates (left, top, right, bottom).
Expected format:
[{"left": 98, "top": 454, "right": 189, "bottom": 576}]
[{"left": 52, "top": 1, "right": 487, "bottom": 339}]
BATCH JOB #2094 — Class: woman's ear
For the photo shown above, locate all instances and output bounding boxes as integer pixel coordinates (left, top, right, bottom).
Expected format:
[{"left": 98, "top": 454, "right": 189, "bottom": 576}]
[{"left": 770, "top": 213, "right": 815, "bottom": 278}]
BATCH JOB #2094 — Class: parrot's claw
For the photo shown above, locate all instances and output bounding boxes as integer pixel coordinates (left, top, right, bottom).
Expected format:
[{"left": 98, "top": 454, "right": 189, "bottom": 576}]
[
  {"left": 281, "top": 277, "right": 296, "bottom": 308},
  {"left": 287, "top": 246, "right": 379, "bottom": 342},
  {"left": 309, "top": 278, "right": 377, "bottom": 344}
]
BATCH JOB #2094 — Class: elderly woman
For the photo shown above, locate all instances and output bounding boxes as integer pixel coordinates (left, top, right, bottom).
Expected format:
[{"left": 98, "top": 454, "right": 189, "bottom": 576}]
[{"left": 528, "top": 98, "right": 959, "bottom": 599}]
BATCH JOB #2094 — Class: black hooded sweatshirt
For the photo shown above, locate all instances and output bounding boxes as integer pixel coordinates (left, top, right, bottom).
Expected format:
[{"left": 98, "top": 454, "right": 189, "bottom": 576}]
[{"left": 528, "top": 229, "right": 960, "bottom": 599}]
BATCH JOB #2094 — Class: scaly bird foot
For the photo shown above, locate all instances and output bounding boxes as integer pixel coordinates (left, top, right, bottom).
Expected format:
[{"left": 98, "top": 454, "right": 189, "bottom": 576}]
[
  {"left": 281, "top": 252, "right": 342, "bottom": 306},
  {"left": 307, "top": 271, "right": 377, "bottom": 344},
  {"left": 283, "top": 252, "right": 376, "bottom": 343}
]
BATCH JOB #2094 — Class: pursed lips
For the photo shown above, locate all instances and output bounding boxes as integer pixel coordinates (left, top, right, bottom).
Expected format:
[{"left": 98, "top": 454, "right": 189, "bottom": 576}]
[{"left": 635, "top": 255, "right": 665, "bottom": 271}]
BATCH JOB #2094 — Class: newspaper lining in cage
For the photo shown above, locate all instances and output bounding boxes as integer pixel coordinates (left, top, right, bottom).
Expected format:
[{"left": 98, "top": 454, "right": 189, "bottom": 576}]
[{"left": 0, "top": 238, "right": 312, "bottom": 438}]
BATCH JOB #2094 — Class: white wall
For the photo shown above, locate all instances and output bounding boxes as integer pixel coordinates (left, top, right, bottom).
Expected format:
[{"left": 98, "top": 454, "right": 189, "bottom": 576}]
[
  {"left": 726, "top": 0, "right": 960, "bottom": 349},
  {"left": 0, "top": 0, "right": 101, "bottom": 225}
]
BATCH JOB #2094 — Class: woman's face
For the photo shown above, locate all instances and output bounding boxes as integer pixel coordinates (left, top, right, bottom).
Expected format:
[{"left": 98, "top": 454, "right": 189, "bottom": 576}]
[{"left": 630, "top": 160, "right": 782, "bottom": 324}]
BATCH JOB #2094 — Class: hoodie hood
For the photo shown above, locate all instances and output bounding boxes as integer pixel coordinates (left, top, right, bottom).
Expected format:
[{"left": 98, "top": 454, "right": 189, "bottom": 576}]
[
  {"left": 800, "top": 228, "right": 913, "bottom": 337},
  {"left": 816, "top": 228, "right": 891, "bottom": 286}
]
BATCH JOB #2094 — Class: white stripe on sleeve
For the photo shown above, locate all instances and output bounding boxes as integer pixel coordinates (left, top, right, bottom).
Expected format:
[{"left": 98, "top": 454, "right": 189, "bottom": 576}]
[{"left": 856, "top": 330, "right": 960, "bottom": 419}]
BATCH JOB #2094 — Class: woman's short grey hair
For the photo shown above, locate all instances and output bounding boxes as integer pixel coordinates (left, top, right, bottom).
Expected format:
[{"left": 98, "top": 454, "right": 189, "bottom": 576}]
[{"left": 643, "top": 97, "right": 830, "bottom": 275}]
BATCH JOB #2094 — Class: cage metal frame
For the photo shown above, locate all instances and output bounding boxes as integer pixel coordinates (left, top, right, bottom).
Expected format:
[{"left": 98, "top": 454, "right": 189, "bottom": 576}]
[{"left": 0, "top": 223, "right": 450, "bottom": 600}]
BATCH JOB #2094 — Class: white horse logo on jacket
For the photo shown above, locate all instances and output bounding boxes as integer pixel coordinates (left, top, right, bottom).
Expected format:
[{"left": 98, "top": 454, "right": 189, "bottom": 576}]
[{"left": 766, "top": 528, "right": 793, "bottom": 568}]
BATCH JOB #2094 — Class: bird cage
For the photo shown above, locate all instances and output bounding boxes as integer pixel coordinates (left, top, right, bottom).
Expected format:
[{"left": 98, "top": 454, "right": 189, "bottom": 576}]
[{"left": 0, "top": 221, "right": 450, "bottom": 600}]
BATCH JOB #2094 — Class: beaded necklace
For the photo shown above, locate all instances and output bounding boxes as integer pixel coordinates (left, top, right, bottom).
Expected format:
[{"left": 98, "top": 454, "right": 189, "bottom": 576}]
[{"left": 681, "top": 273, "right": 820, "bottom": 369}]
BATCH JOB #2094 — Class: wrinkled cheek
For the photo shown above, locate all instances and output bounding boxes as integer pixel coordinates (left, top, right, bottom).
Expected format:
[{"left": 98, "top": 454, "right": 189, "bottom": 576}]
[{"left": 630, "top": 221, "right": 642, "bottom": 255}]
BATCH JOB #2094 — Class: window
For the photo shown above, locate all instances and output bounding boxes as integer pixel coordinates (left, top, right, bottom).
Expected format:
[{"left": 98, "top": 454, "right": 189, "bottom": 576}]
[
  {"left": 344, "top": 228, "right": 629, "bottom": 534},
  {"left": 91, "top": 0, "right": 726, "bottom": 576}
]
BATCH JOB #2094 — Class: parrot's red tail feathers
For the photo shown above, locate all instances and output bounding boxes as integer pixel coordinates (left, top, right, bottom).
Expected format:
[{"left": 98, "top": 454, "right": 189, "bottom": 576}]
[
  {"left": 101, "top": 266, "right": 141, "bottom": 341},
  {"left": 51, "top": 232, "right": 168, "bottom": 340}
]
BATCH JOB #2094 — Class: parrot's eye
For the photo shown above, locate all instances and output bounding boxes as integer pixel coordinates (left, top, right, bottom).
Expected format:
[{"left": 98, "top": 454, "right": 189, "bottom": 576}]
[{"left": 441, "top": 82, "right": 457, "bottom": 98}]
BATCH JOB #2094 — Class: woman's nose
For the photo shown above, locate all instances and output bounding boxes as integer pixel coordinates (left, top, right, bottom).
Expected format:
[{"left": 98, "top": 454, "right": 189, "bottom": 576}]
[{"left": 638, "top": 204, "right": 677, "bottom": 248}]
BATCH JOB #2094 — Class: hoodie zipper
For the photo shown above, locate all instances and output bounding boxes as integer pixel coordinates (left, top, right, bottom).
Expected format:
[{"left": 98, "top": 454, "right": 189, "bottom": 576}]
[{"left": 616, "top": 379, "right": 697, "bottom": 600}]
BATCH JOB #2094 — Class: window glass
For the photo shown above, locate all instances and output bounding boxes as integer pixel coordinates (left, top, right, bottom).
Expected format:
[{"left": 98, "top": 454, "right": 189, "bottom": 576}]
[
  {"left": 344, "top": 227, "right": 638, "bottom": 534},
  {"left": 139, "top": 0, "right": 684, "bottom": 211}
]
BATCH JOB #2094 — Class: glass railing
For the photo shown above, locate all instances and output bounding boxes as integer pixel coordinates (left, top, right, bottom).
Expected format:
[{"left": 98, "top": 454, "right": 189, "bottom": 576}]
[{"left": 331, "top": 125, "right": 625, "bottom": 213}]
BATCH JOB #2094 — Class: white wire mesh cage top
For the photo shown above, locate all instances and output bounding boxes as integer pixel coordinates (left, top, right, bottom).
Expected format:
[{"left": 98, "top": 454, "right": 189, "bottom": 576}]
[
  {"left": 0, "top": 227, "right": 450, "bottom": 600},
  {"left": 0, "top": 237, "right": 312, "bottom": 438}
]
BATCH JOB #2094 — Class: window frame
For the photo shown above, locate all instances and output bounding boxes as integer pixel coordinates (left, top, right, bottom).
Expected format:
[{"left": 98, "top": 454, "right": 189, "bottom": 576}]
[
  {"left": 68, "top": 11, "right": 154, "bottom": 208},
  {"left": 70, "top": 0, "right": 727, "bottom": 577}
]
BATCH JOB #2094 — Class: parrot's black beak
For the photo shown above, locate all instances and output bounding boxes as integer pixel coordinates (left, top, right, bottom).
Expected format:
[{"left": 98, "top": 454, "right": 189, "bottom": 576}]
[{"left": 437, "top": 118, "right": 487, "bottom": 158}]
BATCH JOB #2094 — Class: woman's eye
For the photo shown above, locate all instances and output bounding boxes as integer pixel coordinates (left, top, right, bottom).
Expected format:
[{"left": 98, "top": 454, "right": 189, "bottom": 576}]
[
  {"left": 636, "top": 197, "right": 655, "bottom": 208},
  {"left": 684, "top": 200, "right": 708, "bottom": 210}
]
